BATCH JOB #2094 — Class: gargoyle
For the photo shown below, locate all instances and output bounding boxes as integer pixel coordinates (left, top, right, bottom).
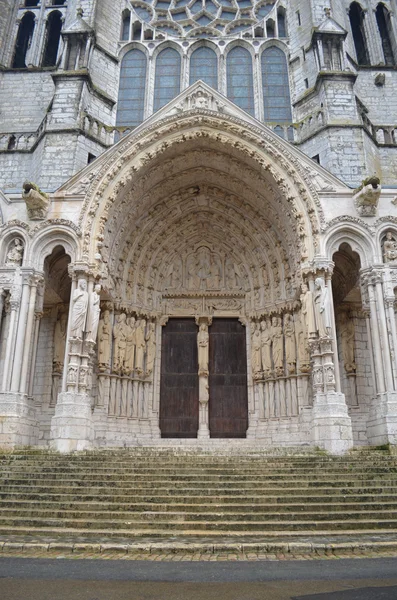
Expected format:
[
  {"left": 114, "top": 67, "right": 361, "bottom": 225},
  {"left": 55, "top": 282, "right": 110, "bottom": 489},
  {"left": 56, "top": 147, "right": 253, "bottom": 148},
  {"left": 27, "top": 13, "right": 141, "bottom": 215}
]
[
  {"left": 353, "top": 176, "right": 381, "bottom": 217},
  {"left": 22, "top": 181, "right": 50, "bottom": 220}
]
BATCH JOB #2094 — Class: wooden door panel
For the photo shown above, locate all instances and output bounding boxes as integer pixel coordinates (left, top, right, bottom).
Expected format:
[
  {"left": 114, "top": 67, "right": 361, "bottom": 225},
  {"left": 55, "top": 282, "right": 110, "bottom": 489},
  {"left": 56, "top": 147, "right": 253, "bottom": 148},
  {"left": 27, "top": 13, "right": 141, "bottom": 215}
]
[
  {"left": 160, "top": 319, "right": 199, "bottom": 438},
  {"left": 209, "top": 319, "right": 248, "bottom": 438}
]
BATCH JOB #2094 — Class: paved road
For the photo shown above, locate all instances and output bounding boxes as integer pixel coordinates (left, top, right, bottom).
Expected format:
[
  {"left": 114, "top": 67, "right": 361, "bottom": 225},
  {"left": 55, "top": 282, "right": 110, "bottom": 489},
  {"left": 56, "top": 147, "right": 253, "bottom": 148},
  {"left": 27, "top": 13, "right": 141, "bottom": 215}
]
[{"left": 1, "top": 557, "right": 397, "bottom": 599}]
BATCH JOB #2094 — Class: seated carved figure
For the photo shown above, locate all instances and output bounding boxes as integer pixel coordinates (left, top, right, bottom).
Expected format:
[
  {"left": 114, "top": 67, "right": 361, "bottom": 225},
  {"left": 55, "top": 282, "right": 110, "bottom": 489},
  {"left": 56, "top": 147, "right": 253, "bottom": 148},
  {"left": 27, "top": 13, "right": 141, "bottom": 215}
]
[{"left": 383, "top": 231, "right": 397, "bottom": 263}]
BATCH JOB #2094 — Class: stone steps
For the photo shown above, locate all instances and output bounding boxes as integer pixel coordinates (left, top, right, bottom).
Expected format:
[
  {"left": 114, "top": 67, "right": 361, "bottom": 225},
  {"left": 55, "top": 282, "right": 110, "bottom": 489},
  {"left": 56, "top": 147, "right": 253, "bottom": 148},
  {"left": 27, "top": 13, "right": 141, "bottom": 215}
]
[{"left": 1, "top": 448, "right": 397, "bottom": 546}]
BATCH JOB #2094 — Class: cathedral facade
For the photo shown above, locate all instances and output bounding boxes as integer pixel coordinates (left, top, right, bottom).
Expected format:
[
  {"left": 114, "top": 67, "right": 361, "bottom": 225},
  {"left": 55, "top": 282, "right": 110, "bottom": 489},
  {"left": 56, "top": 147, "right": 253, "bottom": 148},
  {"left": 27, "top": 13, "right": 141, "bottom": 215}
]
[{"left": 0, "top": 0, "right": 397, "bottom": 453}]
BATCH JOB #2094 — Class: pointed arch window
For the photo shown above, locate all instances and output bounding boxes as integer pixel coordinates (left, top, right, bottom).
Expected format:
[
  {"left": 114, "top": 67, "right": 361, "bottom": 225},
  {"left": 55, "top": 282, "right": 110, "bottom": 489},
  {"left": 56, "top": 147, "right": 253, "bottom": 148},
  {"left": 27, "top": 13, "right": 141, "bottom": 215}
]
[
  {"left": 190, "top": 46, "right": 218, "bottom": 89},
  {"left": 116, "top": 49, "right": 147, "bottom": 128},
  {"left": 376, "top": 3, "right": 395, "bottom": 66},
  {"left": 226, "top": 46, "right": 254, "bottom": 115},
  {"left": 153, "top": 48, "right": 181, "bottom": 111},
  {"left": 121, "top": 11, "right": 131, "bottom": 40},
  {"left": 277, "top": 9, "right": 287, "bottom": 38},
  {"left": 12, "top": 12, "right": 35, "bottom": 68},
  {"left": 349, "top": 2, "right": 370, "bottom": 65},
  {"left": 261, "top": 47, "right": 292, "bottom": 123},
  {"left": 42, "top": 11, "right": 62, "bottom": 67}
]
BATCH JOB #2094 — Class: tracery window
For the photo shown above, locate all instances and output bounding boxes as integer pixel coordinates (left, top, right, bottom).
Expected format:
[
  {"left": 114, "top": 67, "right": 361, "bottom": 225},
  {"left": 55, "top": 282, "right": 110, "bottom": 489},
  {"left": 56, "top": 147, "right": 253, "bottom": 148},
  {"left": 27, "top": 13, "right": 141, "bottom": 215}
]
[
  {"left": 376, "top": 3, "right": 395, "bottom": 66},
  {"left": 349, "top": 2, "right": 370, "bottom": 65},
  {"left": 261, "top": 46, "right": 292, "bottom": 123},
  {"left": 226, "top": 46, "right": 255, "bottom": 115},
  {"left": 189, "top": 46, "right": 218, "bottom": 89},
  {"left": 153, "top": 48, "right": 181, "bottom": 111},
  {"left": 116, "top": 49, "right": 147, "bottom": 128},
  {"left": 12, "top": 12, "right": 35, "bottom": 68}
]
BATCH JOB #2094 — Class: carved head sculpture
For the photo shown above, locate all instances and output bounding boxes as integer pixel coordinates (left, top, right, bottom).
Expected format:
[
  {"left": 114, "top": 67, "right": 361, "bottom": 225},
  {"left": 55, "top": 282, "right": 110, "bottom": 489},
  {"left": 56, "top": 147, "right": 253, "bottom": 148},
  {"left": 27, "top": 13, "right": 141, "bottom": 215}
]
[
  {"left": 314, "top": 277, "right": 325, "bottom": 291},
  {"left": 94, "top": 283, "right": 101, "bottom": 294},
  {"left": 127, "top": 316, "right": 135, "bottom": 327},
  {"left": 386, "top": 232, "right": 394, "bottom": 241},
  {"left": 301, "top": 282, "right": 308, "bottom": 294},
  {"left": 260, "top": 320, "right": 267, "bottom": 331},
  {"left": 119, "top": 312, "right": 126, "bottom": 323},
  {"left": 78, "top": 278, "right": 87, "bottom": 291}
]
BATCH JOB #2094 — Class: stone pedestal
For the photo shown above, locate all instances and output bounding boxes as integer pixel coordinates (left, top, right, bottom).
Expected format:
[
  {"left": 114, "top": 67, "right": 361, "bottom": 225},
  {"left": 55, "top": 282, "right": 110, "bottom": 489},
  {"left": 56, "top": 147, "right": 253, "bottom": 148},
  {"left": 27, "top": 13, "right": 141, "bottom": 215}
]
[
  {"left": 367, "top": 392, "right": 397, "bottom": 446},
  {"left": 311, "top": 391, "right": 353, "bottom": 455},
  {"left": 0, "top": 392, "right": 37, "bottom": 447},
  {"left": 50, "top": 391, "right": 93, "bottom": 452}
]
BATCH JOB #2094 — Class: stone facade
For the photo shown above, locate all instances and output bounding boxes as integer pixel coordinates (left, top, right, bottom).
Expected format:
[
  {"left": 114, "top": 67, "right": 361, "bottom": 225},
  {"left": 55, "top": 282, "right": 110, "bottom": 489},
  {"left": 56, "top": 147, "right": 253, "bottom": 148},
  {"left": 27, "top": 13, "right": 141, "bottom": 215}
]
[{"left": 0, "top": 1, "right": 397, "bottom": 454}]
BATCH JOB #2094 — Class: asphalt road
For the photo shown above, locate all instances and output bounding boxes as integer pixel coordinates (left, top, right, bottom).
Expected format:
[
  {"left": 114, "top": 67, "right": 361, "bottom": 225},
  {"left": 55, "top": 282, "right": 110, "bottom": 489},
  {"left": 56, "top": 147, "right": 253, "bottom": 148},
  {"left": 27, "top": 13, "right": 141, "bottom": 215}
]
[{"left": 0, "top": 557, "right": 397, "bottom": 600}]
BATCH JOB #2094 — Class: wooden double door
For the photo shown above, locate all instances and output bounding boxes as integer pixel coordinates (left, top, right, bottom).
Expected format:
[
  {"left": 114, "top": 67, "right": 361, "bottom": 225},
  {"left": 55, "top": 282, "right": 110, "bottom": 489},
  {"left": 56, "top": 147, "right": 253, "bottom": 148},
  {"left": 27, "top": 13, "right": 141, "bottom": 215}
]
[{"left": 160, "top": 318, "right": 248, "bottom": 438}]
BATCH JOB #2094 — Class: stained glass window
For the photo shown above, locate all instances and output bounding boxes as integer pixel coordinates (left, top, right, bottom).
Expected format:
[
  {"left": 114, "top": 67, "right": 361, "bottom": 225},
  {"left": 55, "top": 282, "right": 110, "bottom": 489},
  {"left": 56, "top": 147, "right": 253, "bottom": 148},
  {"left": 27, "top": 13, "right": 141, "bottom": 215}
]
[
  {"left": 153, "top": 48, "right": 181, "bottom": 111},
  {"left": 116, "top": 49, "right": 147, "bottom": 127},
  {"left": 261, "top": 46, "right": 292, "bottom": 122},
  {"left": 226, "top": 46, "right": 255, "bottom": 115},
  {"left": 190, "top": 46, "right": 218, "bottom": 89}
]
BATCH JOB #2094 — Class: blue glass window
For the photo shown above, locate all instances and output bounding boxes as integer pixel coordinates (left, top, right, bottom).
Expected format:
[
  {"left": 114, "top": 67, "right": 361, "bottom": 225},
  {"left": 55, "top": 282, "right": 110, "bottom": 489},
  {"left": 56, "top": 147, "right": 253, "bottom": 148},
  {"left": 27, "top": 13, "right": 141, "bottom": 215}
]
[
  {"left": 153, "top": 48, "right": 181, "bottom": 111},
  {"left": 261, "top": 47, "right": 292, "bottom": 123},
  {"left": 189, "top": 46, "right": 218, "bottom": 89},
  {"left": 116, "top": 49, "right": 147, "bottom": 127},
  {"left": 122, "top": 13, "right": 130, "bottom": 39},
  {"left": 226, "top": 46, "right": 255, "bottom": 115}
]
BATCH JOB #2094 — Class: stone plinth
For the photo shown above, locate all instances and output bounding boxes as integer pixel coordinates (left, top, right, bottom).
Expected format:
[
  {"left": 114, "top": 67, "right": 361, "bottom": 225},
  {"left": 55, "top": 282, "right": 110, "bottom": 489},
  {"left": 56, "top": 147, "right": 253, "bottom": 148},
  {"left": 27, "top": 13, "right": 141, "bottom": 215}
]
[
  {"left": 50, "top": 391, "right": 93, "bottom": 452},
  {"left": 311, "top": 391, "right": 353, "bottom": 455},
  {"left": 0, "top": 392, "right": 38, "bottom": 447},
  {"left": 367, "top": 392, "right": 397, "bottom": 446}
]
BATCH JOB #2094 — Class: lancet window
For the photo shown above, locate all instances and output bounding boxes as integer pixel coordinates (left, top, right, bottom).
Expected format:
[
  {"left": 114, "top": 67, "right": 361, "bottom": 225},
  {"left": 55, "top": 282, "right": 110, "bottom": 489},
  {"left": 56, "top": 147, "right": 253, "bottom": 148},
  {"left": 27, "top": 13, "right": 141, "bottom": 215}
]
[
  {"left": 189, "top": 47, "right": 218, "bottom": 89},
  {"left": 116, "top": 49, "right": 147, "bottom": 128},
  {"left": 261, "top": 46, "right": 292, "bottom": 123},
  {"left": 226, "top": 46, "right": 255, "bottom": 115},
  {"left": 153, "top": 48, "right": 181, "bottom": 111}
]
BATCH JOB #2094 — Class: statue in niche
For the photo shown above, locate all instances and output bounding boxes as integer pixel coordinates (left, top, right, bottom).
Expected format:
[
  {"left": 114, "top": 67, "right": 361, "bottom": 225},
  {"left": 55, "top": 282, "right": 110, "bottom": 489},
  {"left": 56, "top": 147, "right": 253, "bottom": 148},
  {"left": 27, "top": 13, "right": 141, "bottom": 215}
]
[
  {"left": 226, "top": 259, "right": 241, "bottom": 289},
  {"left": 6, "top": 238, "right": 24, "bottom": 266},
  {"left": 53, "top": 311, "right": 68, "bottom": 371},
  {"left": 251, "top": 322, "right": 262, "bottom": 380},
  {"left": 383, "top": 231, "right": 397, "bottom": 263},
  {"left": 313, "top": 277, "right": 332, "bottom": 338},
  {"left": 145, "top": 322, "right": 156, "bottom": 377},
  {"left": 339, "top": 312, "right": 356, "bottom": 373},
  {"left": 70, "top": 279, "right": 89, "bottom": 339},
  {"left": 207, "top": 257, "right": 221, "bottom": 289},
  {"left": 98, "top": 310, "right": 111, "bottom": 371},
  {"left": 284, "top": 313, "right": 296, "bottom": 374},
  {"left": 113, "top": 313, "right": 127, "bottom": 374},
  {"left": 296, "top": 310, "right": 311, "bottom": 373},
  {"left": 124, "top": 316, "right": 137, "bottom": 375},
  {"left": 197, "top": 322, "right": 209, "bottom": 376},
  {"left": 260, "top": 320, "right": 272, "bottom": 378},
  {"left": 300, "top": 282, "right": 316, "bottom": 339},
  {"left": 86, "top": 284, "right": 101, "bottom": 343},
  {"left": 271, "top": 316, "right": 284, "bottom": 376},
  {"left": 135, "top": 319, "right": 146, "bottom": 375}
]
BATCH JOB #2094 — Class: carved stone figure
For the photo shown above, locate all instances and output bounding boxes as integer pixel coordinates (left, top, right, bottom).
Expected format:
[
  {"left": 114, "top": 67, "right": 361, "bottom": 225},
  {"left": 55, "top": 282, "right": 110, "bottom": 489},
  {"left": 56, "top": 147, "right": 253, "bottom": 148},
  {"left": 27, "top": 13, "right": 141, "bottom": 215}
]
[
  {"left": 251, "top": 322, "right": 262, "bottom": 379},
  {"left": 197, "top": 322, "right": 209, "bottom": 376},
  {"left": 353, "top": 176, "right": 381, "bottom": 217},
  {"left": 284, "top": 313, "right": 296, "bottom": 373},
  {"left": 226, "top": 259, "right": 241, "bottom": 289},
  {"left": 260, "top": 320, "right": 272, "bottom": 377},
  {"left": 166, "top": 259, "right": 182, "bottom": 289},
  {"left": 98, "top": 310, "right": 111, "bottom": 371},
  {"left": 70, "top": 279, "right": 89, "bottom": 339},
  {"left": 124, "top": 316, "right": 136, "bottom": 375},
  {"left": 53, "top": 311, "right": 68, "bottom": 371},
  {"left": 383, "top": 231, "right": 397, "bottom": 263},
  {"left": 145, "top": 322, "right": 156, "bottom": 377},
  {"left": 339, "top": 312, "right": 356, "bottom": 373},
  {"left": 135, "top": 319, "right": 146, "bottom": 375},
  {"left": 207, "top": 258, "right": 221, "bottom": 289},
  {"left": 86, "top": 283, "right": 101, "bottom": 343},
  {"left": 271, "top": 316, "right": 283, "bottom": 376},
  {"left": 313, "top": 277, "right": 332, "bottom": 338},
  {"left": 6, "top": 238, "right": 24, "bottom": 266},
  {"left": 113, "top": 313, "right": 127, "bottom": 374},
  {"left": 187, "top": 256, "right": 200, "bottom": 289},
  {"left": 22, "top": 181, "right": 50, "bottom": 220},
  {"left": 296, "top": 310, "right": 311, "bottom": 373},
  {"left": 300, "top": 282, "right": 316, "bottom": 339}
]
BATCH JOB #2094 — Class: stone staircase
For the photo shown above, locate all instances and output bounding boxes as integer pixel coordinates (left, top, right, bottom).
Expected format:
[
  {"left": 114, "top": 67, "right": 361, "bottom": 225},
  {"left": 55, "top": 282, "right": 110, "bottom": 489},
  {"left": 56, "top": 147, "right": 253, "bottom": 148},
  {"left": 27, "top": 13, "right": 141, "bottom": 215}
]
[{"left": 1, "top": 447, "right": 397, "bottom": 550}]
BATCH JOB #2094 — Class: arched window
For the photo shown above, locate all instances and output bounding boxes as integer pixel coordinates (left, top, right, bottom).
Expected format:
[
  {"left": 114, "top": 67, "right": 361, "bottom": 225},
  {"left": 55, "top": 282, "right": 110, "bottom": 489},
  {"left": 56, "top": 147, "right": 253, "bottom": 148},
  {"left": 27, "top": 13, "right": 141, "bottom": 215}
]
[
  {"left": 42, "top": 11, "right": 62, "bottom": 67},
  {"left": 116, "top": 49, "right": 147, "bottom": 128},
  {"left": 277, "top": 9, "right": 287, "bottom": 38},
  {"left": 226, "top": 46, "right": 254, "bottom": 115},
  {"left": 12, "top": 12, "right": 35, "bottom": 68},
  {"left": 376, "top": 4, "right": 395, "bottom": 65},
  {"left": 121, "top": 12, "right": 130, "bottom": 40},
  {"left": 261, "top": 47, "right": 292, "bottom": 123},
  {"left": 349, "top": 2, "right": 370, "bottom": 65},
  {"left": 153, "top": 48, "right": 181, "bottom": 111},
  {"left": 189, "top": 46, "right": 218, "bottom": 89}
]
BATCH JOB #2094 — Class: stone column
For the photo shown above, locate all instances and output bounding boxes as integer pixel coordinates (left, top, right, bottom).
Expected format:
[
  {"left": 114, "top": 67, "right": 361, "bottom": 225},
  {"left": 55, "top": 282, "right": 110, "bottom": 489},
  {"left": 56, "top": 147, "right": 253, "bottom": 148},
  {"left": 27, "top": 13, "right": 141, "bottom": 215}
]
[
  {"left": 309, "top": 268, "right": 353, "bottom": 455},
  {"left": 50, "top": 270, "right": 94, "bottom": 452},
  {"left": 19, "top": 276, "right": 42, "bottom": 394},
  {"left": 196, "top": 316, "right": 211, "bottom": 439},
  {"left": 10, "top": 277, "right": 31, "bottom": 391}
]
